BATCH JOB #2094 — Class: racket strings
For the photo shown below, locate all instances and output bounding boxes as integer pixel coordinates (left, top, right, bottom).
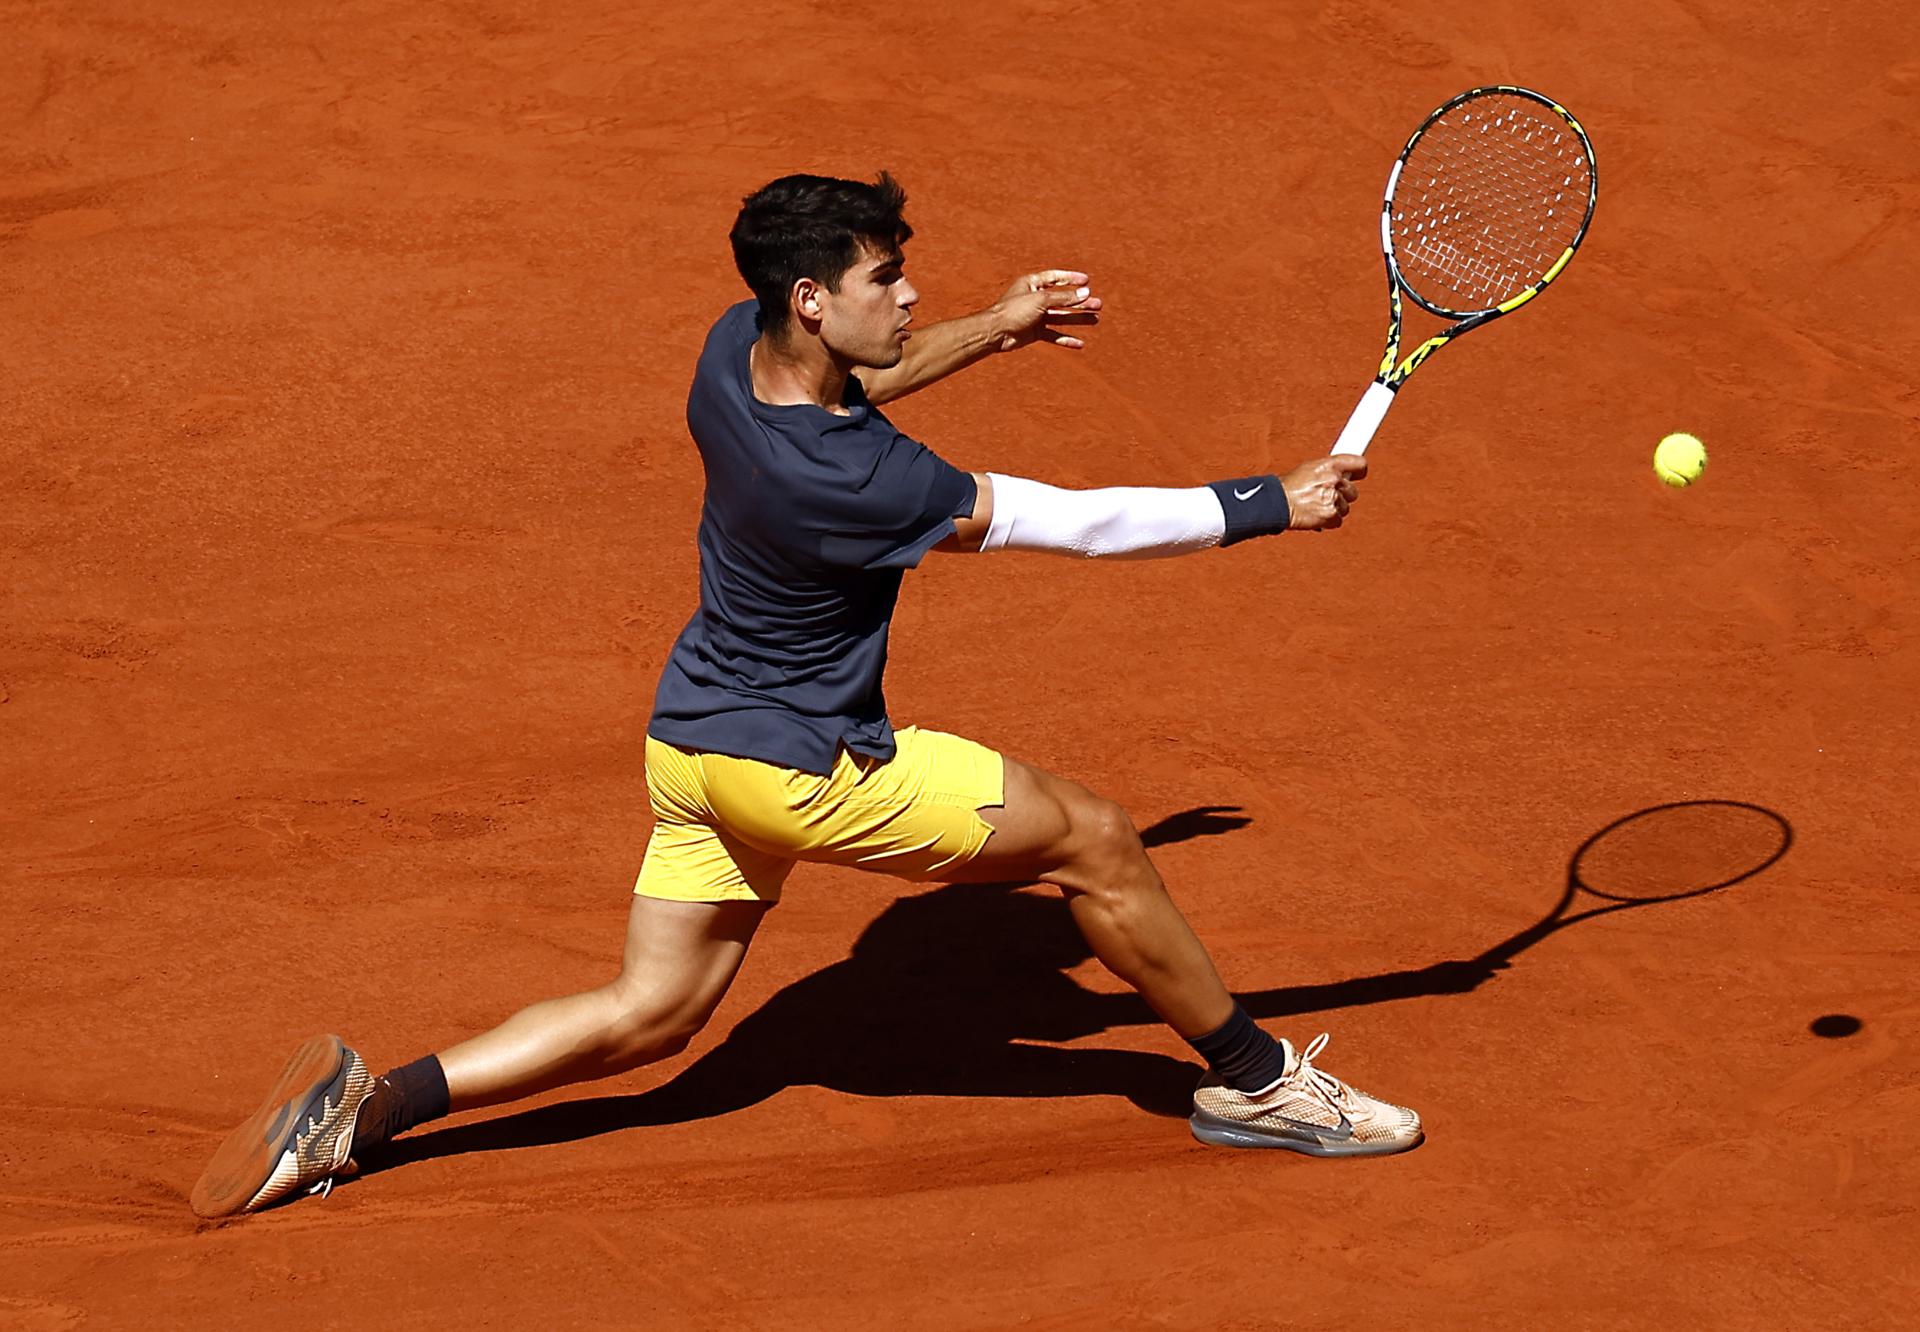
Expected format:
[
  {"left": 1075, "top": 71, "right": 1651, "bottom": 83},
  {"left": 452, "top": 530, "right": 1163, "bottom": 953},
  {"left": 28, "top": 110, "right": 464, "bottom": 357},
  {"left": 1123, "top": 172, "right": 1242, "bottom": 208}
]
[
  {"left": 1391, "top": 93, "right": 1593, "bottom": 314},
  {"left": 1409, "top": 119, "right": 1580, "bottom": 283},
  {"left": 1402, "top": 135, "right": 1579, "bottom": 302}
]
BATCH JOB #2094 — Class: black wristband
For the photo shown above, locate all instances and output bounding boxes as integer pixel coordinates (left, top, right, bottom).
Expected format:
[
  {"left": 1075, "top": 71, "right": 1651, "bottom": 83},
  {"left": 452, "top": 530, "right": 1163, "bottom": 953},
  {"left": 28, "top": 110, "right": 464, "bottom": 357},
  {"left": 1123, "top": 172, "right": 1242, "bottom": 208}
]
[{"left": 1207, "top": 475, "right": 1289, "bottom": 546}]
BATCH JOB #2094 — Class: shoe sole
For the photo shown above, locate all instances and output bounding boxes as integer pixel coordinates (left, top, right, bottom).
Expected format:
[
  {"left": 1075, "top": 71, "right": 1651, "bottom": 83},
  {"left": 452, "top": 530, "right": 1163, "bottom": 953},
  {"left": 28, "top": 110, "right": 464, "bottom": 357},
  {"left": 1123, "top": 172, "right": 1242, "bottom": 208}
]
[
  {"left": 1189, "top": 1108, "right": 1423, "bottom": 1157},
  {"left": 191, "top": 1034, "right": 371, "bottom": 1218}
]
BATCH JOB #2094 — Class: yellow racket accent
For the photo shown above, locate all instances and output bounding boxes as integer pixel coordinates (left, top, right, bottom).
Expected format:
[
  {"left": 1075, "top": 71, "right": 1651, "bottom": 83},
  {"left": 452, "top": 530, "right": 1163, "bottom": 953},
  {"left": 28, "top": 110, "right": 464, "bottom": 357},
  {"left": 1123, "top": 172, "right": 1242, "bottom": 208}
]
[
  {"left": 1491, "top": 247, "right": 1575, "bottom": 315},
  {"left": 1396, "top": 333, "right": 1452, "bottom": 381}
]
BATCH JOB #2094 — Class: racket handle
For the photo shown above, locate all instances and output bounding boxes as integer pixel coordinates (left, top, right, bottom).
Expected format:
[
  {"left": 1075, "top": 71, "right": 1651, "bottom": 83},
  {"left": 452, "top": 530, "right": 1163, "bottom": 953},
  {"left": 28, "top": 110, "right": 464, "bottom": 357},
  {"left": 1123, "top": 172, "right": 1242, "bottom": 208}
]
[{"left": 1330, "top": 380, "right": 1396, "bottom": 456}]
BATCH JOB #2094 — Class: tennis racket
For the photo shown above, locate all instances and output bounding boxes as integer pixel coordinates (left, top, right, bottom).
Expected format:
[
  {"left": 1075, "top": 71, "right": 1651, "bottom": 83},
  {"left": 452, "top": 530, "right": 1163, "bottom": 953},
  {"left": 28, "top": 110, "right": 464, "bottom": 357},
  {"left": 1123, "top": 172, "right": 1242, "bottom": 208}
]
[{"left": 1330, "top": 85, "right": 1598, "bottom": 456}]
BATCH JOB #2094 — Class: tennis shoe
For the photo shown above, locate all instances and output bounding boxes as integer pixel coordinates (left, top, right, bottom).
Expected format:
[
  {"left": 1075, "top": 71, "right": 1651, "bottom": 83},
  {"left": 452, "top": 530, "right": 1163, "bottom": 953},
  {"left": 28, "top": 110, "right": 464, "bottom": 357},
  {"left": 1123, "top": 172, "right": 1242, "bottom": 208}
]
[
  {"left": 191, "top": 1034, "right": 374, "bottom": 1217},
  {"left": 1190, "top": 1032, "right": 1422, "bottom": 1157}
]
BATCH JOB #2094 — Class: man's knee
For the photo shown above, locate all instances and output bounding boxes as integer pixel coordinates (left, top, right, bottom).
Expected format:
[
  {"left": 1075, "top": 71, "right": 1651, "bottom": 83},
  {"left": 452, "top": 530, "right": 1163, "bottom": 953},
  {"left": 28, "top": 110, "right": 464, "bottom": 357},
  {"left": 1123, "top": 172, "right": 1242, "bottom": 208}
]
[
  {"left": 1059, "top": 790, "right": 1150, "bottom": 884},
  {"left": 599, "top": 983, "right": 718, "bottom": 1064}
]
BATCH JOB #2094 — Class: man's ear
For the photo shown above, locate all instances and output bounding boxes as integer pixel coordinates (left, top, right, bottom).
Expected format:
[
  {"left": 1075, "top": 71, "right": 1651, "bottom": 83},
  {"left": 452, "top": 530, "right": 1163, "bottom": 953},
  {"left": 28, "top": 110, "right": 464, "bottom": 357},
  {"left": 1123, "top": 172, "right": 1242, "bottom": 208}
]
[{"left": 792, "top": 277, "right": 823, "bottom": 323}]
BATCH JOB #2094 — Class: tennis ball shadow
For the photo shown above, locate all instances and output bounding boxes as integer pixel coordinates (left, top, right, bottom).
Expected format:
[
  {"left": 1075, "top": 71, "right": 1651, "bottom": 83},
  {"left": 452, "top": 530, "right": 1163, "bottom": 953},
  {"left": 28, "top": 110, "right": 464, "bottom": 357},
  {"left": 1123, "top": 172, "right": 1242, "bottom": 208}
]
[{"left": 1810, "top": 1014, "right": 1863, "bottom": 1038}]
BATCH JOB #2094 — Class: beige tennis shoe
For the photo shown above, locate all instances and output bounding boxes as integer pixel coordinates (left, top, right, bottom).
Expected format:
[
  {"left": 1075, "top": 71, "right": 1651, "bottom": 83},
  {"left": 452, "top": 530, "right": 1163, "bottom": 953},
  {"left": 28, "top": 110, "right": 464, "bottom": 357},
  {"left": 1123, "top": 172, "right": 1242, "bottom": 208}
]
[
  {"left": 191, "top": 1034, "right": 374, "bottom": 1217},
  {"left": 1190, "top": 1032, "right": 1423, "bottom": 1157}
]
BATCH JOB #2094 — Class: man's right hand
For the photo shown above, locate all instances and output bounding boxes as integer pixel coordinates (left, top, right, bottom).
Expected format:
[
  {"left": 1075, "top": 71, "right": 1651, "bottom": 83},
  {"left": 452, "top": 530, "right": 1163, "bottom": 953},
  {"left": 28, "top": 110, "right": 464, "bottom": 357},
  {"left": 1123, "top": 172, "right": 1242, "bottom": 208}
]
[
  {"left": 986, "top": 270, "right": 1102, "bottom": 353},
  {"left": 1281, "top": 454, "right": 1367, "bottom": 531}
]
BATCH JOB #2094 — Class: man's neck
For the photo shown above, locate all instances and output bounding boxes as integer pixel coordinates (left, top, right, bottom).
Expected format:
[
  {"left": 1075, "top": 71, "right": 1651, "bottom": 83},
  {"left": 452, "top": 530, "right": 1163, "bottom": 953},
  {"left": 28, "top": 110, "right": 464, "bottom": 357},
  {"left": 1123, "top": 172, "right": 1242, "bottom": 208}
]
[{"left": 750, "top": 332, "right": 855, "bottom": 416}]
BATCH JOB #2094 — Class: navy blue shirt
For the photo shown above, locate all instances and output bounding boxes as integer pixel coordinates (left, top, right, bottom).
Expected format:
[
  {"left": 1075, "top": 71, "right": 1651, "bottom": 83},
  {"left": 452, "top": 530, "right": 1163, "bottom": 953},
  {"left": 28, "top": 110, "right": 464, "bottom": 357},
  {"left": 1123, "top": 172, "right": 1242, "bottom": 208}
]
[{"left": 649, "top": 302, "right": 977, "bottom": 775}]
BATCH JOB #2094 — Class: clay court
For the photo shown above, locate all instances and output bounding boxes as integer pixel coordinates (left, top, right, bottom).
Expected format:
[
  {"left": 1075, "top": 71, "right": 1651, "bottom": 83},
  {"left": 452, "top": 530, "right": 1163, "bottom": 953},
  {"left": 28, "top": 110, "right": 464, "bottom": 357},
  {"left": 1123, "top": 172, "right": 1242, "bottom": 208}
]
[{"left": 6, "top": 0, "right": 1918, "bottom": 1325}]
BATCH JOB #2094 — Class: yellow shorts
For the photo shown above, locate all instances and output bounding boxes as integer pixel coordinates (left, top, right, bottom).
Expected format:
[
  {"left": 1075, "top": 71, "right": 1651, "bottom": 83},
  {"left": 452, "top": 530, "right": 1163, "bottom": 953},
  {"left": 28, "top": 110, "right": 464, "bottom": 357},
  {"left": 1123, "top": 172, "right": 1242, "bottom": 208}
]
[{"left": 635, "top": 726, "right": 1006, "bottom": 903}]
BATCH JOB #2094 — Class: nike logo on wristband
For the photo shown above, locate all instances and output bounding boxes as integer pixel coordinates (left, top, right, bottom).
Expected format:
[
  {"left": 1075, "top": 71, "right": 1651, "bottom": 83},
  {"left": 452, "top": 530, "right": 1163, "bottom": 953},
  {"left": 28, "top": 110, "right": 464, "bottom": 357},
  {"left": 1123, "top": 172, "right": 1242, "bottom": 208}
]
[{"left": 1234, "top": 484, "right": 1264, "bottom": 501}]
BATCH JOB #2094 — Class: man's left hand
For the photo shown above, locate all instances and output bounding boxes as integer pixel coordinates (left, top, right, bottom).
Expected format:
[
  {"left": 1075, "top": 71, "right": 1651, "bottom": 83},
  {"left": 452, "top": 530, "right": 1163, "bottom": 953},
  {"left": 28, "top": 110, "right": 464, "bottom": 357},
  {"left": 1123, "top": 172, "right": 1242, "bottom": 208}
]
[{"left": 988, "top": 270, "right": 1103, "bottom": 352}]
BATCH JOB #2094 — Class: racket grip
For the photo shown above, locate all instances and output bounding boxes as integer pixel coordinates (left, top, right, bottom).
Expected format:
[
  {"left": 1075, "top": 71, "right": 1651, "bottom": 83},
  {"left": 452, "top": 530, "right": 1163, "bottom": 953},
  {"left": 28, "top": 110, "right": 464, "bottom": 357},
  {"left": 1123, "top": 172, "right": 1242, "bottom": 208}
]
[{"left": 1330, "top": 380, "right": 1396, "bottom": 456}]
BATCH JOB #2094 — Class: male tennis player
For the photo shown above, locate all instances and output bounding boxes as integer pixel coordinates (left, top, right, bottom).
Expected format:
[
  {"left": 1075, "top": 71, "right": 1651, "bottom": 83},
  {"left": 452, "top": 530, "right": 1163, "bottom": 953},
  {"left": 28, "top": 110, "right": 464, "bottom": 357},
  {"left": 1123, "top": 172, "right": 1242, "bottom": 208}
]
[{"left": 191, "top": 172, "right": 1412, "bottom": 1218}]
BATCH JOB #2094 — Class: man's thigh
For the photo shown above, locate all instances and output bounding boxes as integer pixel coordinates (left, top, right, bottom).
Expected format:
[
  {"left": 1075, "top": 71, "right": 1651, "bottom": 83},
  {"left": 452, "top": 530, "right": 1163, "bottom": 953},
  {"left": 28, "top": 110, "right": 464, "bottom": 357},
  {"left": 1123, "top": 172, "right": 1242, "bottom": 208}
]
[
  {"left": 637, "top": 735, "right": 797, "bottom": 903},
  {"left": 615, "top": 892, "right": 768, "bottom": 1020},
  {"left": 950, "top": 755, "right": 1104, "bottom": 884},
  {"left": 705, "top": 725, "right": 1007, "bottom": 882},
  {"left": 652, "top": 727, "right": 1101, "bottom": 889},
  {"left": 634, "top": 810, "right": 797, "bottom": 903}
]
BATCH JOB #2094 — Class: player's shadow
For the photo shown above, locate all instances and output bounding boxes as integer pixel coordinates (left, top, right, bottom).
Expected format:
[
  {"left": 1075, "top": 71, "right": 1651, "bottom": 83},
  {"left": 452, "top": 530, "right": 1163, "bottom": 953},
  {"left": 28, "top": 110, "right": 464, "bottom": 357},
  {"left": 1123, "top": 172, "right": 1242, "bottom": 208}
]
[
  {"left": 373, "top": 799, "right": 1792, "bottom": 1172},
  {"left": 372, "top": 805, "right": 1246, "bottom": 1175}
]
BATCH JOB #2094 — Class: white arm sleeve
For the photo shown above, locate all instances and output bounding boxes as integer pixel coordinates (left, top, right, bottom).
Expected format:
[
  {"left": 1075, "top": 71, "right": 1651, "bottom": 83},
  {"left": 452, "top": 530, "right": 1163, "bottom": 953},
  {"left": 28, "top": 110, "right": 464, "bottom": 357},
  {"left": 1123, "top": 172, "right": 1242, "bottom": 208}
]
[{"left": 979, "top": 473, "right": 1228, "bottom": 560}]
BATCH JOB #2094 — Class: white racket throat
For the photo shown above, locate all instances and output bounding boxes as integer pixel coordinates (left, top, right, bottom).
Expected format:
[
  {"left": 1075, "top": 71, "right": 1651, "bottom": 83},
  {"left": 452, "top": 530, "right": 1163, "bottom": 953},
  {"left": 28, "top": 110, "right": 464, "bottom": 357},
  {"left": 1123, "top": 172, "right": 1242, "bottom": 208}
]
[{"left": 1331, "top": 380, "right": 1396, "bottom": 456}]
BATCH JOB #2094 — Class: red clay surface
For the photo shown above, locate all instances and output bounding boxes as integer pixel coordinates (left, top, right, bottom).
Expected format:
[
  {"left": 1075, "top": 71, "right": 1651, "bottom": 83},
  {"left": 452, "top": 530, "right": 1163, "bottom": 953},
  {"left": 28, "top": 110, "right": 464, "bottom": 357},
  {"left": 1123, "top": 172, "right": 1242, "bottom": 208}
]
[{"left": 6, "top": 2, "right": 1918, "bottom": 1326}]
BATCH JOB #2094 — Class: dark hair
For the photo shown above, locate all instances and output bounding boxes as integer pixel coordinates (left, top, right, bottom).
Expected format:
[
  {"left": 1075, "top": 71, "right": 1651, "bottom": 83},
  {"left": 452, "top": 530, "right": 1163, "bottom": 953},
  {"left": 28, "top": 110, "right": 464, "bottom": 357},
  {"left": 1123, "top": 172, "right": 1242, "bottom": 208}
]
[{"left": 729, "top": 172, "right": 912, "bottom": 337}]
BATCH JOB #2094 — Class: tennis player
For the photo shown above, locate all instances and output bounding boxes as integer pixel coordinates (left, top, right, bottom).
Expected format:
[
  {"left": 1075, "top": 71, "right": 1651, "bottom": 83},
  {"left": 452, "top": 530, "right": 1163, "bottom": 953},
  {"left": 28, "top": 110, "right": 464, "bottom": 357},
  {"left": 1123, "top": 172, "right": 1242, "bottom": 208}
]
[{"left": 191, "top": 172, "right": 1415, "bottom": 1218}]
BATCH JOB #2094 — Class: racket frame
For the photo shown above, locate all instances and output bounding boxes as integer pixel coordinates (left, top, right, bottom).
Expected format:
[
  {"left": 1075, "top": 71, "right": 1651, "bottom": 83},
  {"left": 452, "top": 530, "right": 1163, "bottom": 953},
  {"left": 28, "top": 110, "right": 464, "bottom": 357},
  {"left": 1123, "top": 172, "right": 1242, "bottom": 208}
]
[{"left": 1331, "top": 85, "right": 1598, "bottom": 456}]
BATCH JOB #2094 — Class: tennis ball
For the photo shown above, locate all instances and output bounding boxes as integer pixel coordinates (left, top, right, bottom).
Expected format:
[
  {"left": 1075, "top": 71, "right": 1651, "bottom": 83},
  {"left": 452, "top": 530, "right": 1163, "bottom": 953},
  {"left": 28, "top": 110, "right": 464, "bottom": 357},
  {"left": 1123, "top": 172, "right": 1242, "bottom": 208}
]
[{"left": 1654, "top": 432, "right": 1707, "bottom": 488}]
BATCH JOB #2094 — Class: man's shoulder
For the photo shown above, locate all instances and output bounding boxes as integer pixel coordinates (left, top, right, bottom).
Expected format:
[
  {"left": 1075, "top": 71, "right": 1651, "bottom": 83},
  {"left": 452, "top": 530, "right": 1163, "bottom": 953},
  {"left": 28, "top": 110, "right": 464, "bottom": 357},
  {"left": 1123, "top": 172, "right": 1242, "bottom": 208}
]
[
  {"left": 691, "top": 301, "right": 756, "bottom": 384},
  {"left": 688, "top": 301, "right": 758, "bottom": 422},
  {"left": 702, "top": 300, "right": 758, "bottom": 353}
]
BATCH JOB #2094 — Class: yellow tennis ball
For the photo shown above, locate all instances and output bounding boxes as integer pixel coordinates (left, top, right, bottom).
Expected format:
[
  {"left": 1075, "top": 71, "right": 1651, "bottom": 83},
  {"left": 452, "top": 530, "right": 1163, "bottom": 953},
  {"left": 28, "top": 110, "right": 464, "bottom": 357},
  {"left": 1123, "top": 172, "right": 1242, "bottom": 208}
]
[{"left": 1654, "top": 432, "right": 1707, "bottom": 488}]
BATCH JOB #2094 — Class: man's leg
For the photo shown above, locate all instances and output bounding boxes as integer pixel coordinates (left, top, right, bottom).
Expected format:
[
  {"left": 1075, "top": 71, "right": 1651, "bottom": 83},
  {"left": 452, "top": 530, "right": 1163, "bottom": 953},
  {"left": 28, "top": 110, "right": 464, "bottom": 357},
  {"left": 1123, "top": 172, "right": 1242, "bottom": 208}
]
[
  {"left": 959, "top": 754, "right": 1422, "bottom": 1157},
  {"left": 191, "top": 894, "right": 765, "bottom": 1217},
  {"left": 965, "top": 757, "right": 1234, "bottom": 1039},
  {"left": 352, "top": 893, "right": 765, "bottom": 1151},
  {"left": 433, "top": 893, "right": 767, "bottom": 1113}
]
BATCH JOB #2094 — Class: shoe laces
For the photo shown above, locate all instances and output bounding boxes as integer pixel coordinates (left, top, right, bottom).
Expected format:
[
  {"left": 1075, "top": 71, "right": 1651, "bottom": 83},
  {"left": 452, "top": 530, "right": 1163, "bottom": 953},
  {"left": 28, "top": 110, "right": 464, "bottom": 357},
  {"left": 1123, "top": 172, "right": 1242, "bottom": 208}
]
[
  {"left": 295, "top": 1094, "right": 335, "bottom": 1152},
  {"left": 1286, "top": 1032, "right": 1354, "bottom": 1109},
  {"left": 295, "top": 1088, "right": 354, "bottom": 1200}
]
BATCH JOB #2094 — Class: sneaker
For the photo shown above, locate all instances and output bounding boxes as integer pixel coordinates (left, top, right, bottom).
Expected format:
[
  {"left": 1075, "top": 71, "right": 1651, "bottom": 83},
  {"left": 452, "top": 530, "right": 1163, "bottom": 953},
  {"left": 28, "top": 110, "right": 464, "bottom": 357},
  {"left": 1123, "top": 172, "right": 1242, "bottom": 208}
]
[
  {"left": 191, "top": 1034, "right": 374, "bottom": 1217},
  {"left": 1189, "top": 1032, "right": 1422, "bottom": 1157}
]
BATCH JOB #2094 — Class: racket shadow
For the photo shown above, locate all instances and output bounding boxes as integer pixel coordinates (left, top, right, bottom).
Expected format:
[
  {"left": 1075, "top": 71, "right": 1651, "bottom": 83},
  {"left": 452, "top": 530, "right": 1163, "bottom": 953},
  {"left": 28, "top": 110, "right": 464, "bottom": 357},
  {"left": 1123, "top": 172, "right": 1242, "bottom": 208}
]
[
  {"left": 365, "top": 800, "right": 1790, "bottom": 1176},
  {"left": 1238, "top": 798, "right": 1793, "bottom": 1023}
]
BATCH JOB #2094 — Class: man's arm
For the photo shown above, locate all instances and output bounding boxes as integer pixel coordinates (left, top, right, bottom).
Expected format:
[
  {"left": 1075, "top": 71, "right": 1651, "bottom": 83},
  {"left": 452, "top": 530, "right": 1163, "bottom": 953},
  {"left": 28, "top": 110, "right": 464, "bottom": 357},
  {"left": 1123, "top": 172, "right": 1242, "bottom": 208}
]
[
  {"left": 936, "top": 459, "right": 1366, "bottom": 555},
  {"left": 855, "top": 270, "right": 1101, "bottom": 406}
]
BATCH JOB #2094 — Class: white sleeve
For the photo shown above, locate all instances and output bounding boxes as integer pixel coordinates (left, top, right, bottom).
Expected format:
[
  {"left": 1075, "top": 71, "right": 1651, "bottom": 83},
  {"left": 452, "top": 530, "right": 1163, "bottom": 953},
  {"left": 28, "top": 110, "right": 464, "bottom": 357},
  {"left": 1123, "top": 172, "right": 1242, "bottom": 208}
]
[{"left": 979, "top": 473, "right": 1228, "bottom": 560}]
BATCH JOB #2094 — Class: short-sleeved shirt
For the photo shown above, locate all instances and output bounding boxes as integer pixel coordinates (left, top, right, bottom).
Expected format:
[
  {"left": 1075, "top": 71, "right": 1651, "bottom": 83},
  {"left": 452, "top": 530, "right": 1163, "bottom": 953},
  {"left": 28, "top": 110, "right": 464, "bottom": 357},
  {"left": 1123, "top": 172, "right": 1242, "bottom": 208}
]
[{"left": 648, "top": 301, "right": 977, "bottom": 776}]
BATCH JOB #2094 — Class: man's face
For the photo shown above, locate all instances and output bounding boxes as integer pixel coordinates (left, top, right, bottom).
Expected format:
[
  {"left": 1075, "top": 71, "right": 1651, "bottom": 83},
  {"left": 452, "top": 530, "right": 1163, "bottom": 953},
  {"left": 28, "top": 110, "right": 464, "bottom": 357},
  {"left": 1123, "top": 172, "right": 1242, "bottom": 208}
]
[{"left": 811, "top": 241, "right": 919, "bottom": 369}]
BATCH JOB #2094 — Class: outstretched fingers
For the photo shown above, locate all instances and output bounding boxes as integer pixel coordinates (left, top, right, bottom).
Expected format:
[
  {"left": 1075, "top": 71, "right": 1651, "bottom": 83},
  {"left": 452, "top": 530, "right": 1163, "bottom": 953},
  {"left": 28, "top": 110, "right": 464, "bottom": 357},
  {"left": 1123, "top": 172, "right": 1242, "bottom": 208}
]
[
  {"left": 1026, "top": 268, "right": 1089, "bottom": 291},
  {"left": 992, "top": 269, "right": 1104, "bottom": 352},
  {"left": 1037, "top": 271, "right": 1102, "bottom": 348}
]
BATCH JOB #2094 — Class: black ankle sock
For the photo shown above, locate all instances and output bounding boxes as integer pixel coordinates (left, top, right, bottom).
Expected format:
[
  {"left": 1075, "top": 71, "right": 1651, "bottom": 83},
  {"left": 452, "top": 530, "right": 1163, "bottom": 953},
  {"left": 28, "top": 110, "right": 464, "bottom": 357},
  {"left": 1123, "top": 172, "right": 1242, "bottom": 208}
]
[
  {"left": 1187, "top": 1005, "right": 1289, "bottom": 1094},
  {"left": 353, "top": 1054, "right": 451, "bottom": 1154}
]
